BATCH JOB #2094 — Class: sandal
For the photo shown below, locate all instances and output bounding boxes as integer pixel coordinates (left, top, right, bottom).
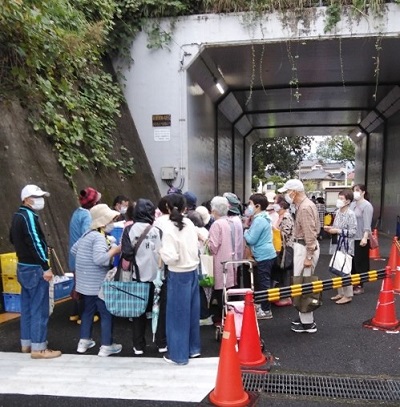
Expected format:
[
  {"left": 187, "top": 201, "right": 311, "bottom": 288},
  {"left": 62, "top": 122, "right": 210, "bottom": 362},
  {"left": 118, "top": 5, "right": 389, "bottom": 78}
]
[
  {"left": 336, "top": 296, "right": 352, "bottom": 305},
  {"left": 330, "top": 294, "right": 343, "bottom": 301}
]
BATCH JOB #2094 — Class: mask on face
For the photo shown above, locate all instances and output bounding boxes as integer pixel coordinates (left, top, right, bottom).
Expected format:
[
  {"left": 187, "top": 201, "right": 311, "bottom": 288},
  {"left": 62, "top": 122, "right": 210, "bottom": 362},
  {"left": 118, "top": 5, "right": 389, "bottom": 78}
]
[
  {"left": 353, "top": 191, "right": 362, "bottom": 201},
  {"left": 285, "top": 192, "right": 293, "bottom": 205},
  {"left": 273, "top": 204, "right": 281, "bottom": 212},
  {"left": 245, "top": 205, "right": 255, "bottom": 216},
  {"left": 336, "top": 199, "right": 346, "bottom": 209},
  {"left": 104, "top": 223, "right": 114, "bottom": 233},
  {"left": 119, "top": 206, "right": 127, "bottom": 215},
  {"left": 31, "top": 197, "right": 45, "bottom": 211}
]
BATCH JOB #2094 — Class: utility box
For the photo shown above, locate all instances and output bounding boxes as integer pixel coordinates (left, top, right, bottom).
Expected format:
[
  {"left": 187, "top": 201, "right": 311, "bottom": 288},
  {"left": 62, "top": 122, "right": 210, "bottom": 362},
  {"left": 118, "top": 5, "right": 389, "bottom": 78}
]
[{"left": 161, "top": 167, "right": 176, "bottom": 180}]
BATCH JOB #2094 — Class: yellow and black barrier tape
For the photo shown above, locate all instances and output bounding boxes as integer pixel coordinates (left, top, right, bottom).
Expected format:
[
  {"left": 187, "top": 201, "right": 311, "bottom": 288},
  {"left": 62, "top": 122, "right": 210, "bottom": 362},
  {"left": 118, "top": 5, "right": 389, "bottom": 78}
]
[{"left": 253, "top": 269, "right": 386, "bottom": 303}]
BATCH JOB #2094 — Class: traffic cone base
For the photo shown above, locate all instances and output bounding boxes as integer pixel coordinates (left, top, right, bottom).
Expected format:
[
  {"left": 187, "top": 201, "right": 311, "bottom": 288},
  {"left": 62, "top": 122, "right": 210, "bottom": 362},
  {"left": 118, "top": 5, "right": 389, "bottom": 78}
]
[
  {"left": 363, "top": 267, "right": 400, "bottom": 332},
  {"left": 238, "top": 292, "right": 267, "bottom": 368},
  {"left": 209, "top": 312, "right": 249, "bottom": 407}
]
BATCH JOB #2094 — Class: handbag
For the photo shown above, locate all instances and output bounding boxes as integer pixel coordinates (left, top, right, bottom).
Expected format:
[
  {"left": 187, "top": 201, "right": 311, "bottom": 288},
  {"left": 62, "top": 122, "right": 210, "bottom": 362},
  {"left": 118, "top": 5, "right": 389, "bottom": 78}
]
[
  {"left": 369, "top": 232, "right": 379, "bottom": 249},
  {"left": 272, "top": 228, "right": 282, "bottom": 252},
  {"left": 199, "top": 245, "right": 214, "bottom": 287},
  {"left": 292, "top": 267, "right": 322, "bottom": 313},
  {"left": 329, "top": 233, "right": 352, "bottom": 277},
  {"left": 102, "top": 225, "right": 152, "bottom": 318},
  {"left": 278, "top": 245, "right": 293, "bottom": 271}
]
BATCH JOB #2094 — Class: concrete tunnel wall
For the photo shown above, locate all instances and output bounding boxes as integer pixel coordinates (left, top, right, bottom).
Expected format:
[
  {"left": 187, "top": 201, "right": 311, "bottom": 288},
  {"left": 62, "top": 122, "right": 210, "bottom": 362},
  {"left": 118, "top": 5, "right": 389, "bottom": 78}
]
[{"left": 114, "top": 5, "right": 400, "bottom": 211}]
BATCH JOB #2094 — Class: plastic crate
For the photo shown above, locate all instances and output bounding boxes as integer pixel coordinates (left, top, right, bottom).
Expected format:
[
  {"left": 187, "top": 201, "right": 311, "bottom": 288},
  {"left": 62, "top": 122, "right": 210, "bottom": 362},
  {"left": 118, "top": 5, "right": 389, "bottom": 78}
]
[
  {"left": 1, "top": 274, "right": 21, "bottom": 294},
  {"left": 54, "top": 278, "right": 74, "bottom": 301},
  {"left": 0, "top": 252, "right": 17, "bottom": 276},
  {"left": 3, "top": 293, "right": 21, "bottom": 313}
]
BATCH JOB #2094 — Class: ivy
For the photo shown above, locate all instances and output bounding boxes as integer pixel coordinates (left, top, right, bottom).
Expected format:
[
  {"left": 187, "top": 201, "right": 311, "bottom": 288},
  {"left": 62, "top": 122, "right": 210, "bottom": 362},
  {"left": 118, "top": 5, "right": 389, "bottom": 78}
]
[{"left": 0, "top": 0, "right": 131, "bottom": 184}]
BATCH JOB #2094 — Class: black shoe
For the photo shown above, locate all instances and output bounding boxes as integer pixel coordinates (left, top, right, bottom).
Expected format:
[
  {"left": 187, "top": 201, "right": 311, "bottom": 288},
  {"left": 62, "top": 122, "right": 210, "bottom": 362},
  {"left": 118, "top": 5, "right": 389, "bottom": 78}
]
[
  {"left": 291, "top": 322, "right": 317, "bottom": 333},
  {"left": 291, "top": 319, "right": 302, "bottom": 326}
]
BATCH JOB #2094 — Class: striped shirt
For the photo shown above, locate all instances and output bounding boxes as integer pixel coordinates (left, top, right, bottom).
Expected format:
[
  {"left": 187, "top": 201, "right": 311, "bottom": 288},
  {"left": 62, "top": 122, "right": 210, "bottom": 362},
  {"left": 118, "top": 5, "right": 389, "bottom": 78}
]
[{"left": 71, "top": 230, "right": 112, "bottom": 296}]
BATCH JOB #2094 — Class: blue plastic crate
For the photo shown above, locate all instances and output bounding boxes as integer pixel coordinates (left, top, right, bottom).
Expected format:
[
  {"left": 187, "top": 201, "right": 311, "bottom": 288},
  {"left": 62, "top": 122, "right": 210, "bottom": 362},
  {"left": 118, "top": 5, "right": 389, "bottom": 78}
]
[
  {"left": 3, "top": 293, "right": 21, "bottom": 313},
  {"left": 54, "top": 278, "right": 74, "bottom": 301}
]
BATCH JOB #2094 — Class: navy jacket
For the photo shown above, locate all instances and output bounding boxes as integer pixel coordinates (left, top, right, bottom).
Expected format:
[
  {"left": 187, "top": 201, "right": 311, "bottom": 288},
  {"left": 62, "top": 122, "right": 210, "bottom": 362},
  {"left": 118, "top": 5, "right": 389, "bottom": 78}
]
[{"left": 9, "top": 205, "right": 50, "bottom": 271}]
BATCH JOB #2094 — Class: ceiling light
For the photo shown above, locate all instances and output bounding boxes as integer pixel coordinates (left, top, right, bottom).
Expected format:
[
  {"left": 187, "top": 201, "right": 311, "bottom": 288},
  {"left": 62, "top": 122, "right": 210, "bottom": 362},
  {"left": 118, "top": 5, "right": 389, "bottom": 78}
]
[
  {"left": 215, "top": 81, "right": 224, "bottom": 95},
  {"left": 356, "top": 131, "right": 363, "bottom": 137}
]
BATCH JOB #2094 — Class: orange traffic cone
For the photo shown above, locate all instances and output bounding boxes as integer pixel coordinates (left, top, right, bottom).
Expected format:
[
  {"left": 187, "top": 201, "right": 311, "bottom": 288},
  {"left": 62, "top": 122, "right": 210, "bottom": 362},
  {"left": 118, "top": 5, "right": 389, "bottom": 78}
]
[
  {"left": 387, "top": 236, "right": 398, "bottom": 271},
  {"left": 209, "top": 312, "right": 249, "bottom": 407},
  {"left": 363, "top": 266, "right": 400, "bottom": 332},
  {"left": 238, "top": 292, "right": 266, "bottom": 367},
  {"left": 369, "top": 229, "right": 381, "bottom": 259}
]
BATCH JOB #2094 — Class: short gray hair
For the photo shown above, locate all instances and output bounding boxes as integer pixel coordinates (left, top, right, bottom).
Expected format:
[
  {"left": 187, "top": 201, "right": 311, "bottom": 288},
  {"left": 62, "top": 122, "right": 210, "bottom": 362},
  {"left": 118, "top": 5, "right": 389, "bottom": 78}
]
[{"left": 210, "top": 196, "right": 229, "bottom": 217}]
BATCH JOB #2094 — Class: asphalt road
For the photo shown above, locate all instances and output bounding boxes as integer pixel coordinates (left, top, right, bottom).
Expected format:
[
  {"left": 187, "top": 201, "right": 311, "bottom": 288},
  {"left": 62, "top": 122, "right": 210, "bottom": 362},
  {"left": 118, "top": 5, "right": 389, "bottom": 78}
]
[{"left": 0, "top": 234, "right": 399, "bottom": 406}]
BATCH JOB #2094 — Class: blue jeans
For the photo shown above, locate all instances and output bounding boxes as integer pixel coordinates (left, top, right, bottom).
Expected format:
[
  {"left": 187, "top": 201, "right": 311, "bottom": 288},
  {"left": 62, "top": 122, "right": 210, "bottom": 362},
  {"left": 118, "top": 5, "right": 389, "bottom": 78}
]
[
  {"left": 17, "top": 264, "right": 50, "bottom": 351},
  {"left": 255, "top": 258, "right": 276, "bottom": 312},
  {"left": 166, "top": 270, "right": 201, "bottom": 364},
  {"left": 80, "top": 295, "right": 113, "bottom": 346}
]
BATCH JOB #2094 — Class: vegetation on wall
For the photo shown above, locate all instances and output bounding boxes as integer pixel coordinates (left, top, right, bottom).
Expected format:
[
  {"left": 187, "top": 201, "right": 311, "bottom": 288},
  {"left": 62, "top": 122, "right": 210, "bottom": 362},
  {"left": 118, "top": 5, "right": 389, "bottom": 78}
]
[{"left": 0, "top": 0, "right": 392, "bottom": 184}]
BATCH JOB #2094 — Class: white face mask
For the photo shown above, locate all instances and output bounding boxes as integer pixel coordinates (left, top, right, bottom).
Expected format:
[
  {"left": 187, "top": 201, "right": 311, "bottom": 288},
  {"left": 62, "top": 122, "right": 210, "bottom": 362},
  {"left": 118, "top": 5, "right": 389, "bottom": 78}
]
[
  {"left": 336, "top": 199, "right": 346, "bottom": 209},
  {"left": 119, "top": 206, "right": 127, "bottom": 215},
  {"left": 245, "top": 205, "right": 255, "bottom": 216},
  {"left": 353, "top": 191, "right": 362, "bottom": 201},
  {"left": 104, "top": 223, "right": 114, "bottom": 233},
  {"left": 273, "top": 204, "right": 281, "bottom": 212},
  {"left": 31, "top": 197, "right": 45, "bottom": 211},
  {"left": 285, "top": 192, "right": 293, "bottom": 205}
]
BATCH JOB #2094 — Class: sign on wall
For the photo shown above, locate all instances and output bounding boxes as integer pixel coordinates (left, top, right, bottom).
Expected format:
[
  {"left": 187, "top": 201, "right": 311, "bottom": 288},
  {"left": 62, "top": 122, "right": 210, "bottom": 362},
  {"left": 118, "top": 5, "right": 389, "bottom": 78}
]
[{"left": 152, "top": 114, "right": 171, "bottom": 141}]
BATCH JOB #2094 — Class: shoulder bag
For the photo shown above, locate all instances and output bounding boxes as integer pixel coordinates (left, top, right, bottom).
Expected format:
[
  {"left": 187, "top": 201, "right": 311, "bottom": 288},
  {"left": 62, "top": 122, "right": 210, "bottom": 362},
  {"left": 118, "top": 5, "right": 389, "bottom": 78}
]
[{"left": 102, "top": 225, "right": 152, "bottom": 318}]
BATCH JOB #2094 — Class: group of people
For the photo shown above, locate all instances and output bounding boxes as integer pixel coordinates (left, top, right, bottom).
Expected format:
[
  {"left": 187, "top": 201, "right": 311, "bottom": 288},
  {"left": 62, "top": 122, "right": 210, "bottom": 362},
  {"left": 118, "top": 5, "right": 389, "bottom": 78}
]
[{"left": 8, "top": 179, "right": 373, "bottom": 361}]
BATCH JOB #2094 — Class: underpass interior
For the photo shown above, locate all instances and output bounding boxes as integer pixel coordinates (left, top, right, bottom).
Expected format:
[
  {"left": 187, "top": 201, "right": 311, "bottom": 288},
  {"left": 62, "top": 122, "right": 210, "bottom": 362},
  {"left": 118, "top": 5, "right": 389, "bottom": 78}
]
[{"left": 186, "top": 36, "right": 400, "bottom": 234}]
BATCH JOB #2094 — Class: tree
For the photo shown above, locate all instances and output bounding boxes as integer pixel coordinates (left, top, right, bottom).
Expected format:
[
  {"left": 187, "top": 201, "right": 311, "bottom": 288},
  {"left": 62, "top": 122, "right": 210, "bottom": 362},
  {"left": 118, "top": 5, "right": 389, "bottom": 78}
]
[
  {"left": 252, "top": 135, "right": 311, "bottom": 180},
  {"left": 316, "top": 135, "right": 355, "bottom": 165}
]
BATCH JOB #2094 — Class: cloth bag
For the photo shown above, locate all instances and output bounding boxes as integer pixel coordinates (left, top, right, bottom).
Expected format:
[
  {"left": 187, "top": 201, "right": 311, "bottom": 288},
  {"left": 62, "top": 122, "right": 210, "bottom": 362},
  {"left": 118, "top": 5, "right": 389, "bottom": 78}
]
[
  {"left": 102, "top": 266, "right": 150, "bottom": 318},
  {"left": 329, "top": 234, "right": 352, "bottom": 278},
  {"left": 292, "top": 267, "right": 322, "bottom": 313},
  {"left": 272, "top": 228, "right": 282, "bottom": 252}
]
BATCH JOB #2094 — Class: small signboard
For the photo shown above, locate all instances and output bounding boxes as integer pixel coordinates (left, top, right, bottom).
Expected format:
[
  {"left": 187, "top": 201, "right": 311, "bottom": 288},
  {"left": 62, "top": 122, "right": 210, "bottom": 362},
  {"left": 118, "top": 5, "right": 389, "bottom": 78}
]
[{"left": 153, "top": 114, "right": 171, "bottom": 141}]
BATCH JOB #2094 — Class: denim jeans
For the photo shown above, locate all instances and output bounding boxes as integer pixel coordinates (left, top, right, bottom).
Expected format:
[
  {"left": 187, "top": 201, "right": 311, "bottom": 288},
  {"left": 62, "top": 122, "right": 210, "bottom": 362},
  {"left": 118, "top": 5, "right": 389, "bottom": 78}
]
[
  {"left": 17, "top": 264, "right": 50, "bottom": 351},
  {"left": 166, "top": 270, "right": 201, "bottom": 364},
  {"left": 80, "top": 295, "right": 113, "bottom": 346},
  {"left": 255, "top": 258, "right": 276, "bottom": 312}
]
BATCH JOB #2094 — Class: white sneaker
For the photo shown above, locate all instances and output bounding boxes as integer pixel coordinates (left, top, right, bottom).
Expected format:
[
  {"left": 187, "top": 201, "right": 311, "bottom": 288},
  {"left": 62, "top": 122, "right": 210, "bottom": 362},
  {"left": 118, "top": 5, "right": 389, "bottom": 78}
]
[
  {"left": 133, "top": 347, "right": 144, "bottom": 355},
  {"left": 77, "top": 339, "right": 96, "bottom": 354},
  {"left": 158, "top": 346, "right": 168, "bottom": 353},
  {"left": 199, "top": 316, "right": 213, "bottom": 326},
  {"left": 98, "top": 343, "right": 122, "bottom": 357},
  {"left": 256, "top": 309, "right": 273, "bottom": 320}
]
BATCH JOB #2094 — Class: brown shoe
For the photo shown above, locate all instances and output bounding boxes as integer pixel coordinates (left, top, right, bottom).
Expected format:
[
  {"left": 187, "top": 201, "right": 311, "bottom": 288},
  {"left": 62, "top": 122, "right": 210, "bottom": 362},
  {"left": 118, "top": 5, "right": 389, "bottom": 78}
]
[
  {"left": 336, "top": 296, "right": 352, "bottom": 305},
  {"left": 21, "top": 346, "right": 31, "bottom": 353},
  {"left": 330, "top": 294, "right": 343, "bottom": 301},
  {"left": 31, "top": 349, "right": 62, "bottom": 359}
]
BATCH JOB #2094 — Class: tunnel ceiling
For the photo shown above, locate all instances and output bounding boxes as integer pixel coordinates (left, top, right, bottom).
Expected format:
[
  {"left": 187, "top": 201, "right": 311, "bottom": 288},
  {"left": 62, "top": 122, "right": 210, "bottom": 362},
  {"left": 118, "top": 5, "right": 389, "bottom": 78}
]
[{"left": 187, "top": 36, "right": 400, "bottom": 141}]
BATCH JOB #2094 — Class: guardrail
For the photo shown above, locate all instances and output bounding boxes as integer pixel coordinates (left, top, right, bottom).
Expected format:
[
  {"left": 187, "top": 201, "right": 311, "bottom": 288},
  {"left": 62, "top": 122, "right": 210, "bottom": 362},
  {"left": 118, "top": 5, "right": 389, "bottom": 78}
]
[{"left": 254, "top": 269, "right": 387, "bottom": 303}]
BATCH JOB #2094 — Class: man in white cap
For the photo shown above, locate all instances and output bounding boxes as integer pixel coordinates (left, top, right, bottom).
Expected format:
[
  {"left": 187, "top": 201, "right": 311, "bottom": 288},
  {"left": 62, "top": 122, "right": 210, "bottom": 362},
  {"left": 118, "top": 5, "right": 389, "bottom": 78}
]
[
  {"left": 9, "top": 184, "right": 62, "bottom": 359},
  {"left": 278, "top": 179, "right": 320, "bottom": 333}
]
